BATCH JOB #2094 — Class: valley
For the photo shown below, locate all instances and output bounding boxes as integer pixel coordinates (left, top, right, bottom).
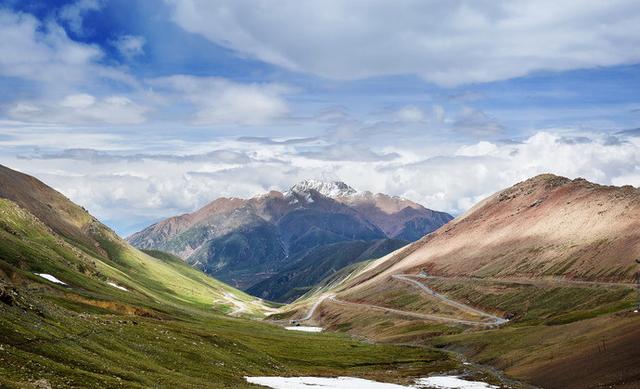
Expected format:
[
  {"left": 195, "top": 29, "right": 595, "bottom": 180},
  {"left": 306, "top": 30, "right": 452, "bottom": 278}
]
[
  {"left": 2, "top": 165, "right": 640, "bottom": 388},
  {"left": 0, "top": 165, "right": 465, "bottom": 388}
]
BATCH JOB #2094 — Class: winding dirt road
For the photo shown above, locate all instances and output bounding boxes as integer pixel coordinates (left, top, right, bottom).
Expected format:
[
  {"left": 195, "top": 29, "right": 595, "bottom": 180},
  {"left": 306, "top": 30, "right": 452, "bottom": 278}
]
[
  {"left": 300, "top": 293, "right": 335, "bottom": 321},
  {"left": 392, "top": 274, "right": 508, "bottom": 325},
  {"left": 300, "top": 274, "right": 509, "bottom": 327}
]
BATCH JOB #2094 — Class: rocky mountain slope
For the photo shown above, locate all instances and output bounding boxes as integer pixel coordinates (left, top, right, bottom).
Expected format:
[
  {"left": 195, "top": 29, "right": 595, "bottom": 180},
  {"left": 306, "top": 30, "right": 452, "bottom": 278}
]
[
  {"left": 339, "top": 174, "right": 640, "bottom": 295},
  {"left": 128, "top": 179, "right": 453, "bottom": 292}
]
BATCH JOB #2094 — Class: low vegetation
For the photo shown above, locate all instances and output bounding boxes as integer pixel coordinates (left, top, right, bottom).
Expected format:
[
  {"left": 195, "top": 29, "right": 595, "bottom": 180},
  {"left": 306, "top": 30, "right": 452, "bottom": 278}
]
[{"left": 0, "top": 190, "right": 457, "bottom": 387}]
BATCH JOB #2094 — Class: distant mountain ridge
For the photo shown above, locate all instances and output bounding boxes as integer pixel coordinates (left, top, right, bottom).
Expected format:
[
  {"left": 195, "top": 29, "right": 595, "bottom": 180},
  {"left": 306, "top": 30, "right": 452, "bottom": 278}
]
[
  {"left": 287, "top": 179, "right": 357, "bottom": 197},
  {"left": 128, "top": 180, "right": 453, "bottom": 294}
]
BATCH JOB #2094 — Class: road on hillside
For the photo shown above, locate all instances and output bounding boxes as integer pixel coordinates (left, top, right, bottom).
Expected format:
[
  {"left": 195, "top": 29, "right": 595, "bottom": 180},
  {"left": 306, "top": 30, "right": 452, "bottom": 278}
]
[
  {"left": 416, "top": 274, "right": 636, "bottom": 289},
  {"left": 392, "top": 274, "right": 508, "bottom": 325},
  {"left": 297, "top": 270, "right": 637, "bottom": 330},
  {"left": 326, "top": 295, "right": 500, "bottom": 326},
  {"left": 300, "top": 293, "right": 334, "bottom": 321},
  {"left": 300, "top": 278, "right": 508, "bottom": 326}
]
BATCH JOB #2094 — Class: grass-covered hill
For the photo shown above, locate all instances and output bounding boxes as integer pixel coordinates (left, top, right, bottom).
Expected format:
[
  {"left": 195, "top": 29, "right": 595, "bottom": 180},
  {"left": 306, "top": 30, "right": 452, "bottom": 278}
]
[
  {"left": 0, "top": 164, "right": 268, "bottom": 318},
  {"left": 0, "top": 164, "right": 463, "bottom": 387}
]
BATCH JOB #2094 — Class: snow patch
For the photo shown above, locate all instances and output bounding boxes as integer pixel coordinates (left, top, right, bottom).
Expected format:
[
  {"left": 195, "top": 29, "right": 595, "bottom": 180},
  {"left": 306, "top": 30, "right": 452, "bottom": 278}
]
[
  {"left": 284, "top": 326, "right": 323, "bottom": 332},
  {"left": 245, "top": 376, "right": 409, "bottom": 388},
  {"left": 107, "top": 282, "right": 128, "bottom": 291},
  {"left": 416, "top": 376, "right": 499, "bottom": 389},
  {"left": 244, "top": 376, "right": 499, "bottom": 389},
  {"left": 34, "top": 273, "right": 67, "bottom": 285}
]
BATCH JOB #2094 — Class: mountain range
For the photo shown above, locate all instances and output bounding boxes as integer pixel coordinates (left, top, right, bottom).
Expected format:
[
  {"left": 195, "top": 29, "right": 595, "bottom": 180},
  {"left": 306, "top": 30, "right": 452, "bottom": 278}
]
[{"left": 128, "top": 179, "right": 453, "bottom": 299}]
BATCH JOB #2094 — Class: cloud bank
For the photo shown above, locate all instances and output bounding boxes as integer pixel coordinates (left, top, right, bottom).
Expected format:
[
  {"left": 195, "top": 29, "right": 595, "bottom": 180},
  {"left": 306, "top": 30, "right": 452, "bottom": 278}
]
[
  {"left": 168, "top": 0, "right": 640, "bottom": 86},
  {"left": 5, "top": 129, "right": 640, "bottom": 236}
]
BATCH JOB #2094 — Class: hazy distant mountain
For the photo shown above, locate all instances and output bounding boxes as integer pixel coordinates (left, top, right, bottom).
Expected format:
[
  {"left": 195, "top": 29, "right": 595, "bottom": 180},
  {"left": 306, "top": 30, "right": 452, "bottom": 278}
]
[
  {"left": 247, "top": 238, "right": 408, "bottom": 302},
  {"left": 128, "top": 179, "right": 453, "bottom": 293}
]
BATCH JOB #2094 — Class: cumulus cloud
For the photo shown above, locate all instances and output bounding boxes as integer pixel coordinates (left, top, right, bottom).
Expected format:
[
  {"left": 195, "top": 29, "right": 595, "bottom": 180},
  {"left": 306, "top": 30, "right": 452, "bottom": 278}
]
[
  {"left": 151, "top": 75, "right": 292, "bottom": 125},
  {"left": 0, "top": 10, "right": 104, "bottom": 85},
  {"left": 0, "top": 8, "right": 142, "bottom": 126},
  {"left": 167, "top": 0, "right": 640, "bottom": 86}
]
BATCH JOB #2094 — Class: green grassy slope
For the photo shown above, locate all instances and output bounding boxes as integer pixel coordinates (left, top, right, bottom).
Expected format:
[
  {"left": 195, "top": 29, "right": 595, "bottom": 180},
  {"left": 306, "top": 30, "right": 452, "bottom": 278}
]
[
  {"left": 0, "top": 198, "right": 265, "bottom": 318},
  {"left": 0, "top": 198, "right": 454, "bottom": 387},
  {"left": 0, "top": 286, "right": 453, "bottom": 388},
  {"left": 0, "top": 165, "right": 463, "bottom": 387}
]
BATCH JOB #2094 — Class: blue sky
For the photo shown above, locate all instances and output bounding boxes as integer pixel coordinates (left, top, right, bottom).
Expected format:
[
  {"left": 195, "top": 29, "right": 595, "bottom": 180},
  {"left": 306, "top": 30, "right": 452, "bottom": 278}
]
[{"left": 1, "top": 0, "right": 640, "bottom": 235}]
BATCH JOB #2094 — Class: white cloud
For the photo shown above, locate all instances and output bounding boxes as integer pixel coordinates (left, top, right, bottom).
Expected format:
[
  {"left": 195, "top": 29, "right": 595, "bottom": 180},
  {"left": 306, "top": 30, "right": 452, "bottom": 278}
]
[
  {"left": 8, "top": 93, "right": 149, "bottom": 125},
  {"left": 455, "top": 141, "right": 499, "bottom": 156},
  {"left": 62, "top": 93, "right": 96, "bottom": 109},
  {"left": 0, "top": 10, "right": 104, "bottom": 85},
  {"left": 167, "top": 0, "right": 640, "bottom": 86},
  {"left": 112, "top": 35, "right": 146, "bottom": 58},
  {"left": 396, "top": 106, "right": 426, "bottom": 123},
  {"left": 0, "top": 7, "right": 140, "bottom": 127},
  {"left": 5, "top": 129, "right": 640, "bottom": 236},
  {"left": 58, "top": 0, "right": 104, "bottom": 35},
  {"left": 152, "top": 75, "right": 291, "bottom": 125}
]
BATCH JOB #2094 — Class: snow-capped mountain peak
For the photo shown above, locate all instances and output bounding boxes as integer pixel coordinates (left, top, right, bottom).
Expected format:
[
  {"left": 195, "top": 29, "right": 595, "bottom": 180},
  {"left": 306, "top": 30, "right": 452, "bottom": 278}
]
[{"left": 287, "top": 179, "right": 357, "bottom": 198}]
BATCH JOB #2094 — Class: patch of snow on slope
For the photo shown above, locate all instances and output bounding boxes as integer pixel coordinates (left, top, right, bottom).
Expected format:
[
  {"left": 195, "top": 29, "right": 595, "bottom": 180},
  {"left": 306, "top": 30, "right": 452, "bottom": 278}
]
[
  {"left": 245, "top": 376, "right": 410, "bottom": 388},
  {"left": 34, "top": 273, "right": 67, "bottom": 285},
  {"left": 416, "top": 376, "right": 499, "bottom": 389},
  {"left": 284, "top": 326, "right": 323, "bottom": 332},
  {"left": 107, "top": 282, "right": 128, "bottom": 291},
  {"left": 244, "top": 375, "right": 499, "bottom": 388}
]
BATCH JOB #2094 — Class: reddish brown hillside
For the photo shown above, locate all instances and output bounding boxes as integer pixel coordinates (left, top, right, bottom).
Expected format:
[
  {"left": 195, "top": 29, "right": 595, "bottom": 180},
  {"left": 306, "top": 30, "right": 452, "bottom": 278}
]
[
  {"left": 0, "top": 164, "right": 101, "bottom": 252},
  {"left": 345, "top": 174, "right": 640, "bottom": 293}
]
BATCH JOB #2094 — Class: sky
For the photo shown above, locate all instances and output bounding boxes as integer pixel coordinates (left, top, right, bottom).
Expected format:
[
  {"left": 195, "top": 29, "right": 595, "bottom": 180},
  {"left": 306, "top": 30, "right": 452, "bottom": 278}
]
[{"left": 1, "top": 0, "right": 640, "bottom": 236}]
